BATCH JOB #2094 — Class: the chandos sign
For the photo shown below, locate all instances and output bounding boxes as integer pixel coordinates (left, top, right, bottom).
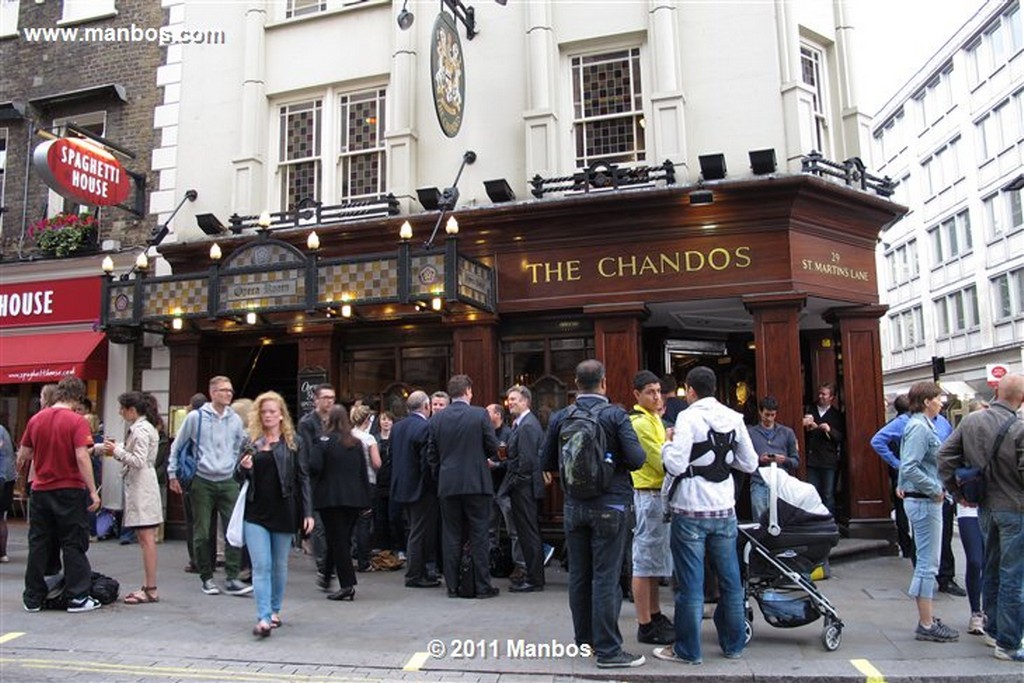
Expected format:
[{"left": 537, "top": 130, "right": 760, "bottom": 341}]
[{"left": 32, "top": 137, "right": 131, "bottom": 206}]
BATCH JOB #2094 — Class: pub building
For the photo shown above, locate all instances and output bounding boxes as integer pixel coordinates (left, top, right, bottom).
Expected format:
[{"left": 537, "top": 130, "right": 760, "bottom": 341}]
[{"left": 102, "top": 166, "right": 904, "bottom": 539}]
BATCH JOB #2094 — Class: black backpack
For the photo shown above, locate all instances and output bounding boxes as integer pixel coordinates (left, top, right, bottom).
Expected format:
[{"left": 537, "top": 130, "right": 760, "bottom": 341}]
[
  {"left": 558, "top": 403, "right": 614, "bottom": 500},
  {"left": 663, "top": 428, "right": 737, "bottom": 521}
]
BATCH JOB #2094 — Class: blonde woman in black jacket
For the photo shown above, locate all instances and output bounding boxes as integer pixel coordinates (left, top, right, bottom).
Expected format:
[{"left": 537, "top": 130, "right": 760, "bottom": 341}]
[
  {"left": 235, "top": 391, "right": 313, "bottom": 638},
  {"left": 308, "top": 405, "right": 372, "bottom": 601}
]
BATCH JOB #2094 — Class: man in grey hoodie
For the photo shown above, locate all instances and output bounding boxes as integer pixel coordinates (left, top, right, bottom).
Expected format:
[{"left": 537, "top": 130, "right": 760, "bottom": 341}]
[{"left": 169, "top": 376, "right": 250, "bottom": 596}]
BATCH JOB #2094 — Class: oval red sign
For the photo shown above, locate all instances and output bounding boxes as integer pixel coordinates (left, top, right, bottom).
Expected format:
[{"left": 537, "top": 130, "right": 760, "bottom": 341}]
[{"left": 32, "top": 138, "right": 131, "bottom": 207}]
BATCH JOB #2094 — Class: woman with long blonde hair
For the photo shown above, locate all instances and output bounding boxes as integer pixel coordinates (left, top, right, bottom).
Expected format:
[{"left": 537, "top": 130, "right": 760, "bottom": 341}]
[{"left": 235, "top": 391, "right": 313, "bottom": 637}]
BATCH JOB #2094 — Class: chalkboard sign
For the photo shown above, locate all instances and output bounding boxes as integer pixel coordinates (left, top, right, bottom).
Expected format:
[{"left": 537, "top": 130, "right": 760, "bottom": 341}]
[{"left": 297, "top": 367, "right": 328, "bottom": 418}]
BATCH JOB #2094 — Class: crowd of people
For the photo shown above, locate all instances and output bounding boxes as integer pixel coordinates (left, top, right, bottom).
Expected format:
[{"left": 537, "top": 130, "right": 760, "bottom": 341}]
[{"left": 6, "top": 364, "right": 1023, "bottom": 667}]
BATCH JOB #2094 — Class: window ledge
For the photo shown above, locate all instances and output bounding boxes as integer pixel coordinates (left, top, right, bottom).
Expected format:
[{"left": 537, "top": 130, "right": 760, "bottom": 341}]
[
  {"left": 57, "top": 11, "right": 119, "bottom": 27},
  {"left": 266, "top": 0, "right": 386, "bottom": 30}
]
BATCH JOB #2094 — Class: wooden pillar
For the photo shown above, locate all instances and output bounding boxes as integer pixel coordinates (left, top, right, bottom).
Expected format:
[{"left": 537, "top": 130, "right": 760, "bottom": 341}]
[
  {"left": 451, "top": 320, "right": 500, "bottom": 405},
  {"left": 586, "top": 303, "right": 646, "bottom": 406},
  {"left": 825, "top": 305, "right": 890, "bottom": 537},
  {"left": 165, "top": 333, "right": 202, "bottom": 407},
  {"left": 296, "top": 328, "right": 335, "bottom": 382},
  {"left": 744, "top": 292, "right": 806, "bottom": 474}
]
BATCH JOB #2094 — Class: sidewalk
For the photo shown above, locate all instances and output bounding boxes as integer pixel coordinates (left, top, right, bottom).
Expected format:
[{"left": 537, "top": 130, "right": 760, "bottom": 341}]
[{"left": 0, "top": 519, "right": 1019, "bottom": 682}]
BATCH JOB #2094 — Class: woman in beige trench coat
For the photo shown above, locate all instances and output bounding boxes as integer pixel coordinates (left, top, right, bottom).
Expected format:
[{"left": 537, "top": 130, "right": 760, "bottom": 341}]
[{"left": 101, "top": 391, "right": 163, "bottom": 604}]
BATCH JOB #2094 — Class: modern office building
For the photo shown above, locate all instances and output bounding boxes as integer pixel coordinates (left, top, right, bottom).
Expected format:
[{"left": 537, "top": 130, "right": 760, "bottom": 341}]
[{"left": 872, "top": 0, "right": 1022, "bottom": 420}]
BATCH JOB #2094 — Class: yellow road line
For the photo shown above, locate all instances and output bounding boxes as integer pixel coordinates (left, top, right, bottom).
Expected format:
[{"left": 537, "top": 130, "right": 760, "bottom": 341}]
[
  {"left": 0, "top": 633, "right": 25, "bottom": 644},
  {"left": 403, "top": 651, "right": 431, "bottom": 671},
  {"left": 0, "top": 657, "right": 380, "bottom": 683},
  {"left": 850, "top": 658, "right": 886, "bottom": 683}
]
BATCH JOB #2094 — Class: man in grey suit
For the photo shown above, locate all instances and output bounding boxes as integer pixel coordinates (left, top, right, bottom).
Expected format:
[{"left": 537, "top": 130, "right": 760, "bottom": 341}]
[
  {"left": 428, "top": 375, "right": 500, "bottom": 598},
  {"left": 503, "top": 385, "right": 546, "bottom": 593},
  {"left": 390, "top": 391, "right": 440, "bottom": 588}
]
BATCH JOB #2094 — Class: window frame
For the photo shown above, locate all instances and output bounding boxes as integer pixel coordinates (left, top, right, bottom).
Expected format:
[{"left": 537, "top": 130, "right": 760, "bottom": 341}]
[
  {"left": 336, "top": 87, "right": 387, "bottom": 202},
  {"left": 59, "top": 0, "right": 116, "bottom": 25},
  {"left": 934, "top": 286, "right": 980, "bottom": 337},
  {"left": 569, "top": 46, "right": 647, "bottom": 169}
]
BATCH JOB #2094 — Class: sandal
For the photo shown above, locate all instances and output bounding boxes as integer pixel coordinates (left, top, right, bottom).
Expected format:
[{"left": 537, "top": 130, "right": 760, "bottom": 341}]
[
  {"left": 270, "top": 614, "right": 282, "bottom": 628},
  {"left": 124, "top": 586, "right": 159, "bottom": 604},
  {"left": 253, "top": 621, "right": 272, "bottom": 638}
]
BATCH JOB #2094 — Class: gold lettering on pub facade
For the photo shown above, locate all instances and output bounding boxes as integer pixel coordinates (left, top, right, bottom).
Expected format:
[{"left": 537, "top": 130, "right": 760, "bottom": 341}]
[
  {"left": 525, "top": 246, "right": 751, "bottom": 284},
  {"left": 799, "top": 250, "right": 870, "bottom": 283}
]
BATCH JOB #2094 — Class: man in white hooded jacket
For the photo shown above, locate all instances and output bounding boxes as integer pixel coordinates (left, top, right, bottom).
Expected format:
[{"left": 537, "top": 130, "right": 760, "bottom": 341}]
[{"left": 653, "top": 366, "right": 758, "bottom": 666}]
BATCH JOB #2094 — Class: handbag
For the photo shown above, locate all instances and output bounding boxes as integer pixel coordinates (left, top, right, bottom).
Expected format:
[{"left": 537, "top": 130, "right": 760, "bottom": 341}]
[
  {"left": 226, "top": 480, "right": 248, "bottom": 548},
  {"left": 955, "top": 410, "right": 1018, "bottom": 505},
  {"left": 177, "top": 412, "right": 202, "bottom": 488}
]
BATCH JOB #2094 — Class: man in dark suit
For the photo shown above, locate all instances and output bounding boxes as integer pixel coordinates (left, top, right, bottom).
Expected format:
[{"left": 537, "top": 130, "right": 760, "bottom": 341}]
[
  {"left": 502, "top": 384, "right": 546, "bottom": 593},
  {"left": 427, "top": 375, "right": 500, "bottom": 598},
  {"left": 390, "top": 390, "right": 440, "bottom": 588}
]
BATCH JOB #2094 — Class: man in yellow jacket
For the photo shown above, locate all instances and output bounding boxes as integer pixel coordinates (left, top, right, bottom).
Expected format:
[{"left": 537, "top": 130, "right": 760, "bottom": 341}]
[{"left": 629, "top": 370, "right": 674, "bottom": 645}]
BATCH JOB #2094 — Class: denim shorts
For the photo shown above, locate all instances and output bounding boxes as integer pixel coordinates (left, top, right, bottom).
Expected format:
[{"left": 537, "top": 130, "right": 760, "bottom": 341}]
[{"left": 632, "top": 490, "right": 673, "bottom": 577}]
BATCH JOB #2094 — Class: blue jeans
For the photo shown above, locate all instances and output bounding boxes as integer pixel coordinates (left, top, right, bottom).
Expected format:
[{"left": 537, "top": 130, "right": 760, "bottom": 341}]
[
  {"left": 244, "top": 521, "right": 292, "bottom": 625},
  {"left": 670, "top": 514, "right": 745, "bottom": 662},
  {"left": 979, "top": 508, "right": 1024, "bottom": 651},
  {"left": 564, "top": 503, "right": 630, "bottom": 659},
  {"left": 805, "top": 466, "right": 836, "bottom": 516},
  {"left": 904, "top": 498, "right": 942, "bottom": 599}
]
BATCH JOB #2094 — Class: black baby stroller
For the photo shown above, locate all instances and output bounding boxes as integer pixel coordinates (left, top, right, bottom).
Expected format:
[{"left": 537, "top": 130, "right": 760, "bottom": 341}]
[{"left": 739, "top": 463, "right": 844, "bottom": 651}]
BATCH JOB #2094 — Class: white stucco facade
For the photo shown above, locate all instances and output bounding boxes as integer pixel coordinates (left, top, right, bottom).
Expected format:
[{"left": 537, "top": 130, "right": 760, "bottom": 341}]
[{"left": 871, "top": 0, "right": 1023, "bottom": 409}]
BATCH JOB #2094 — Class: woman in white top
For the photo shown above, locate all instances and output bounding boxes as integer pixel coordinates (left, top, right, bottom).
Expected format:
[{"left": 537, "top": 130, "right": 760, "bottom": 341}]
[
  {"left": 349, "top": 405, "right": 380, "bottom": 571},
  {"left": 101, "top": 391, "right": 163, "bottom": 604}
]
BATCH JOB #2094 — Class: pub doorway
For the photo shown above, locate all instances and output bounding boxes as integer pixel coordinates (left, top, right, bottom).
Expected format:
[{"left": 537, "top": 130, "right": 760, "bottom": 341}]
[
  {"left": 663, "top": 338, "right": 758, "bottom": 424},
  {"left": 211, "top": 341, "right": 298, "bottom": 414}
]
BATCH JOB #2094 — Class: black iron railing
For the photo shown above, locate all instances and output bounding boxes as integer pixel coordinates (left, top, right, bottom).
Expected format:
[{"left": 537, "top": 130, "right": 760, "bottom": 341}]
[
  {"left": 801, "top": 151, "right": 895, "bottom": 198},
  {"left": 227, "top": 194, "right": 400, "bottom": 233},
  {"left": 530, "top": 160, "right": 676, "bottom": 199}
]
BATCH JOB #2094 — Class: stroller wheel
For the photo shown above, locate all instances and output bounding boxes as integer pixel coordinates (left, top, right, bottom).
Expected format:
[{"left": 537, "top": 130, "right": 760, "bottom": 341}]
[
  {"left": 821, "top": 621, "right": 842, "bottom": 651},
  {"left": 744, "top": 618, "right": 753, "bottom": 646}
]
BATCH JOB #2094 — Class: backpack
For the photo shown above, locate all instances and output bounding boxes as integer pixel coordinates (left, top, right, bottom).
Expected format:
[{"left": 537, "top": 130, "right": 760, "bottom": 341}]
[
  {"left": 558, "top": 403, "right": 614, "bottom": 500},
  {"left": 663, "top": 428, "right": 738, "bottom": 521},
  {"left": 176, "top": 411, "right": 202, "bottom": 488}
]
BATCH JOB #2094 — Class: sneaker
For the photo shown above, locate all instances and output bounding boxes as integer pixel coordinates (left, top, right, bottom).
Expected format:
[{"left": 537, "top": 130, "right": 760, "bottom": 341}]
[
  {"left": 983, "top": 632, "right": 1024, "bottom": 649},
  {"left": 968, "top": 612, "right": 987, "bottom": 635},
  {"left": 637, "top": 620, "right": 674, "bottom": 645},
  {"left": 595, "top": 651, "right": 646, "bottom": 668},
  {"left": 397, "top": 551, "right": 407, "bottom": 562},
  {"left": 0, "top": 555, "right": 9, "bottom": 563},
  {"left": 543, "top": 543, "right": 555, "bottom": 567},
  {"left": 22, "top": 600, "right": 41, "bottom": 613},
  {"left": 938, "top": 580, "right": 967, "bottom": 597},
  {"left": 651, "top": 646, "right": 701, "bottom": 665},
  {"left": 224, "top": 579, "right": 253, "bottom": 596},
  {"left": 915, "top": 619, "right": 959, "bottom": 642},
  {"left": 994, "top": 647, "right": 1024, "bottom": 662},
  {"left": 66, "top": 596, "right": 102, "bottom": 613},
  {"left": 201, "top": 578, "right": 221, "bottom": 595}
]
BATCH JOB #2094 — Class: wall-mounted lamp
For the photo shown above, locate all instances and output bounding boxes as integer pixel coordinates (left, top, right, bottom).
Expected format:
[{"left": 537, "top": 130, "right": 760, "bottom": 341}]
[
  {"left": 483, "top": 178, "right": 516, "bottom": 203},
  {"left": 245, "top": 311, "right": 258, "bottom": 325},
  {"left": 209, "top": 243, "right": 222, "bottom": 261},
  {"left": 257, "top": 210, "right": 272, "bottom": 232},
  {"left": 749, "top": 148, "right": 777, "bottom": 176},
  {"left": 150, "top": 189, "right": 197, "bottom": 246},
  {"left": 341, "top": 303, "right": 353, "bottom": 318},
  {"left": 689, "top": 188, "right": 714, "bottom": 205},
  {"left": 196, "top": 213, "right": 227, "bottom": 236},
  {"left": 417, "top": 187, "right": 443, "bottom": 211},
  {"left": 307, "top": 231, "right": 321, "bottom": 251},
  {"left": 171, "top": 317, "right": 183, "bottom": 331},
  {"left": 399, "top": 220, "right": 414, "bottom": 241},
  {"left": 135, "top": 251, "right": 149, "bottom": 272},
  {"left": 397, "top": 0, "right": 415, "bottom": 30},
  {"left": 431, "top": 296, "right": 444, "bottom": 312},
  {"left": 101, "top": 255, "right": 114, "bottom": 274},
  {"left": 698, "top": 153, "right": 727, "bottom": 181},
  {"left": 445, "top": 216, "right": 459, "bottom": 236}
]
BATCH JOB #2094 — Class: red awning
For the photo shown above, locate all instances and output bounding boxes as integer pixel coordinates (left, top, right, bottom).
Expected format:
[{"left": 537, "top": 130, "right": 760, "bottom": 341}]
[{"left": 0, "top": 331, "right": 108, "bottom": 384}]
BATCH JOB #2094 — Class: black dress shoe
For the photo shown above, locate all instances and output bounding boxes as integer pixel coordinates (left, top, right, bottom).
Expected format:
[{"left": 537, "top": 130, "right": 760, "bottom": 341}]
[
  {"left": 327, "top": 586, "right": 356, "bottom": 601},
  {"left": 405, "top": 578, "right": 441, "bottom": 588},
  {"left": 476, "top": 586, "right": 500, "bottom": 599},
  {"left": 509, "top": 582, "right": 544, "bottom": 593},
  {"left": 447, "top": 589, "right": 459, "bottom": 598}
]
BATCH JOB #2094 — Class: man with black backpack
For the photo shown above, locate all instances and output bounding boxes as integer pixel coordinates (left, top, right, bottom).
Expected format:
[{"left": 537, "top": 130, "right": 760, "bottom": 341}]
[
  {"left": 541, "top": 359, "right": 646, "bottom": 668},
  {"left": 653, "top": 366, "right": 757, "bottom": 666}
]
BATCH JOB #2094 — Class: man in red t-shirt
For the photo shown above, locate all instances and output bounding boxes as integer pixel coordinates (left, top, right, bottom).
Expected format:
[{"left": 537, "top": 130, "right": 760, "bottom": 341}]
[{"left": 17, "top": 376, "right": 101, "bottom": 612}]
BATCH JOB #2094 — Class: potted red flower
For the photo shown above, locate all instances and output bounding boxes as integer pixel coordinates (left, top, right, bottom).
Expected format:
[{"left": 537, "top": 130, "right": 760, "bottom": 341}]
[{"left": 29, "top": 212, "right": 98, "bottom": 257}]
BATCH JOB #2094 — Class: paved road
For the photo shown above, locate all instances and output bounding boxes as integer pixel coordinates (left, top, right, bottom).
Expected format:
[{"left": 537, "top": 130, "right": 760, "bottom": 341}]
[{"left": 0, "top": 520, "right": 1019, "bottom": 682}]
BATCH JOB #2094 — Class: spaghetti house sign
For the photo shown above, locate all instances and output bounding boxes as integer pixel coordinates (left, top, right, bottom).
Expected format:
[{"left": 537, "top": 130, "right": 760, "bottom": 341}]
[{"left": 33, "top": 137, "right": 131, "bottom": 206}]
